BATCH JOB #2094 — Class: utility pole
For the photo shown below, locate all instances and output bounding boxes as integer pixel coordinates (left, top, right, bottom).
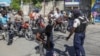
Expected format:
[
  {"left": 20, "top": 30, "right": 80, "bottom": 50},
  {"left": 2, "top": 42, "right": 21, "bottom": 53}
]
[{"left": 21, "top": 0, "right": 23, "bottom": 9}]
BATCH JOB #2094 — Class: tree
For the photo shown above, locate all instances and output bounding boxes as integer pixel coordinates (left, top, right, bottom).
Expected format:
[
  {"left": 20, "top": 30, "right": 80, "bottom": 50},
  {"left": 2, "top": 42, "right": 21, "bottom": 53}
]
[
  {"left": 11, "top": 0, "right": 20, "bottom": 10},
  {"left": 23, "top": 0, "right": 30, "bottom": 4},
  {"left": 11, "top": 0, "right": 31, "bottom": 10},
  {"left": 32, "top": 0, "right": 43, "bottom": 5},
  {"left": 34, "top": 2, "right": 42, "bottom": 9}
]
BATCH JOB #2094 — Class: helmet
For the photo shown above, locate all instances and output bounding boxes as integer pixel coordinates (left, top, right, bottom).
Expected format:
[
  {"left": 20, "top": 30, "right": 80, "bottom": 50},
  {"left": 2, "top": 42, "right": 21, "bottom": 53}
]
[{"left": 72, "top": 9, "right": 82, "bottom": 18}]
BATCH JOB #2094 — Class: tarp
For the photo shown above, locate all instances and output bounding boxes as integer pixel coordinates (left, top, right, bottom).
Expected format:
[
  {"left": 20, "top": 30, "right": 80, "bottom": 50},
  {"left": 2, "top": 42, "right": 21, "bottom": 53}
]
[
  {"left": 0, "top": 0, "right": 11, "bottom": 7},
  {"left": 0, "top": 2, "right": 10, "bottom": 7},
  {"left": 0, "top": 0, "right": 11, "bottom": 4}
]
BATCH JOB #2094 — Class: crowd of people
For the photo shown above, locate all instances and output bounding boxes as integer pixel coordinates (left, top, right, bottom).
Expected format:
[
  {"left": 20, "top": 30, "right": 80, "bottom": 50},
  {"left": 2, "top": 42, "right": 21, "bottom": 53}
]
[{"left": 0, "top": 7, "right": 89, "bottom": 56}]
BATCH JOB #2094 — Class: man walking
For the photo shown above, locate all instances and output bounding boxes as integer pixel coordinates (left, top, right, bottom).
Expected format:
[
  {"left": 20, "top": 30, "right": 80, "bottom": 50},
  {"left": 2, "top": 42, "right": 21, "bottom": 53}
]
[{"left": 66, "top": 10, "right": 88, "bottom": 56}]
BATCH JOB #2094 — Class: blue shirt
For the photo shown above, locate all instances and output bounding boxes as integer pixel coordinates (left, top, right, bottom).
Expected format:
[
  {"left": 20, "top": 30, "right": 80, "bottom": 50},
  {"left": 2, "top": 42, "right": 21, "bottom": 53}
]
[{"left": 0, "top": 16, "right": 9, "bottom": 25}]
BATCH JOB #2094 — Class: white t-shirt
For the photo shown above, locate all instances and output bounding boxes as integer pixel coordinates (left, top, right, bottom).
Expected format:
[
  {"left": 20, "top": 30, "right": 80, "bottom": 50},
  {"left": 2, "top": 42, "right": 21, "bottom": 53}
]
[
  {"left": 14, "top": 14, "right": 23, "bottom": 21},
  {"left": 54, "top": 11, "right": 61, "bottom": 19},
  {"left": 50, "top": 14, "right": 54, "bottom": 18}
]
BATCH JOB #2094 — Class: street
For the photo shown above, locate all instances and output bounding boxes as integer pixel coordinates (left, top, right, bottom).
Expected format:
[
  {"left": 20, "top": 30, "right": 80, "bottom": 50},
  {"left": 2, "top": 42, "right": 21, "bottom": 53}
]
[
  {"left": 0, "top": 0, "right": 100, "bottom": 56},
  {"left": 0, "top": 23, "right": 100, "bottom": 56}
]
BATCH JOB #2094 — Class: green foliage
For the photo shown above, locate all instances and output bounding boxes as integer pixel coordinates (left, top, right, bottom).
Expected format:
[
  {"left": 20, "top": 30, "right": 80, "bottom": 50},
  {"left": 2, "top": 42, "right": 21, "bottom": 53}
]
[
  {"left": 32, "top": 0, "right": 43, "bottom": 5},
  {"left": 11, "top": 3, "right": 20, "bottom": 10},
  {"left": 34, "top": 2, "right": 42, "bottom": 9},
  {"left": 23, "top": 0, "right": 30, "bottom": 4},
  {"left": 11, "top": 0, "right": 20, "bottom": 10},
  {"left": 10, "top": 0, "right": 55, "bottom": 10}
]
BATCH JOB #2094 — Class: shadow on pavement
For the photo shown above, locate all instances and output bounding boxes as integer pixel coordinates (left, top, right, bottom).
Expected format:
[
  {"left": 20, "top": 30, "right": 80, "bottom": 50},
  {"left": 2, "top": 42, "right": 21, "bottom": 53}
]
[
  {"left": 64, "top": 45, "right": 75, "bottom": 56},
  {"left": 54, "top": 45, "right": 75, "bottom": 56},
  {"left": 54, "top": 48, "right": 68, "bottom": 56}
]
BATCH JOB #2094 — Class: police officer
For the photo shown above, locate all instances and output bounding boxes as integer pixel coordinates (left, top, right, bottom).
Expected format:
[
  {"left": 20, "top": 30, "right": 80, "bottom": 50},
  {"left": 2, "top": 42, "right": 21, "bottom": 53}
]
[{"left": 66, "top": 9, "right": 88, "bottom": 56}]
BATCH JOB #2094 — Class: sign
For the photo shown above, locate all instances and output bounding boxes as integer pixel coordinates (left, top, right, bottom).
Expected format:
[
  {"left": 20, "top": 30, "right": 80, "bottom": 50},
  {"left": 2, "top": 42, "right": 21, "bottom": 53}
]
[{"left": 91, "top": 0, "right": 100, "bottom": 22}]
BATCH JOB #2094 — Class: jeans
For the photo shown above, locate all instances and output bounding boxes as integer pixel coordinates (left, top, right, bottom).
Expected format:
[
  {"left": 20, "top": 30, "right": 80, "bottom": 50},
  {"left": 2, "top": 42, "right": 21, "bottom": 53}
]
[
  {"left": 7, "top": 29, "right": 14, "bottom": 45},
  {"left": 45, "top": 50, "right": 54, "bottom": 56},
  {"left": 14, "top": 22, "right": 22, "bottom": 32},
  {"left": 74, "top": 32, "right": 85, "bottom": 56}
]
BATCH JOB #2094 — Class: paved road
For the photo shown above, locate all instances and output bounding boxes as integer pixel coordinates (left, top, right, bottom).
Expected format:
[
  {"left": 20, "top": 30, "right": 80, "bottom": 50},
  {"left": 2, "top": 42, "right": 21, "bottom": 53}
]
[
  {"left": 53, "top": 24, "right": 100, "bottom": 56},
  {"left": 0, "top": 14, "right": 100, "bottom": 56}
]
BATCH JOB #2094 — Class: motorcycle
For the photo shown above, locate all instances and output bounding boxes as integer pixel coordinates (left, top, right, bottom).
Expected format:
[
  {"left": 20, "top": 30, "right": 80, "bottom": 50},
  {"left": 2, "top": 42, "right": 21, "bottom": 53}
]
[{"left": 21, "top": 21, "right": 35, "bottom": 41}]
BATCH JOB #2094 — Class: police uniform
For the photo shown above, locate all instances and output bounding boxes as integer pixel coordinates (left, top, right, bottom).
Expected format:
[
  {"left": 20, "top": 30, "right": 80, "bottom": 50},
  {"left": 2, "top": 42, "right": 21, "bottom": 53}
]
[{"left": 73, "top": 16, "right": 87, "bottom": 56}]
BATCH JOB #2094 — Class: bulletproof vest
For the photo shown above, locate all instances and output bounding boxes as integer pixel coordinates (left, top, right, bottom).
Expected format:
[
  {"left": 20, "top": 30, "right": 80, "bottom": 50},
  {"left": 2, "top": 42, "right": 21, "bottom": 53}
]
[{"left": 75, "top": 17, "right": 87, "bottom": 33}]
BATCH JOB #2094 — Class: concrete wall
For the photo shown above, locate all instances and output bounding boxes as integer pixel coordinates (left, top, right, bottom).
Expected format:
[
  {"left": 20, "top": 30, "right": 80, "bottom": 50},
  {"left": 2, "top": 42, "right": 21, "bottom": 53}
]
[
  {"left": 21, "top": 4, "right": 30, "bottom": 16},
  {"left": 39, "top": 1, "right": 64, "bottom": 16}
]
